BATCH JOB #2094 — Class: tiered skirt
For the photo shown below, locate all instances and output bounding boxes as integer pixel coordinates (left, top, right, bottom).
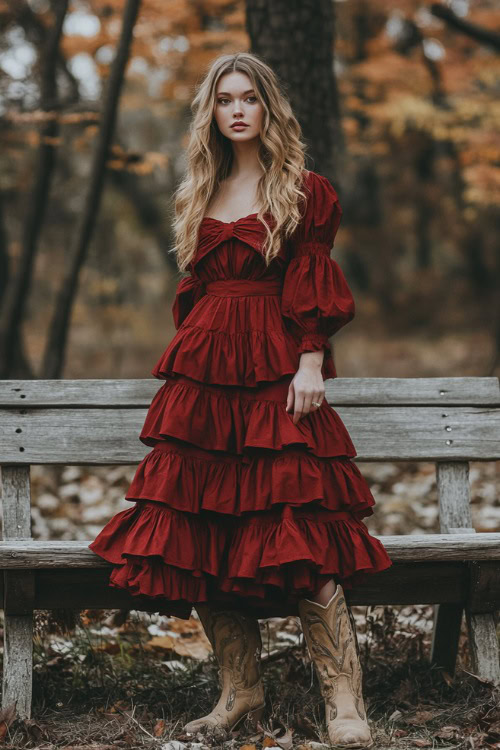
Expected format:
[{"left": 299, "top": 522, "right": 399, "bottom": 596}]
[
  {"left": 89, "top": 366, "right": 393, "bottom": 620},
  {"left": 89, "top": 275, "right": 392, "bottom": 619}
]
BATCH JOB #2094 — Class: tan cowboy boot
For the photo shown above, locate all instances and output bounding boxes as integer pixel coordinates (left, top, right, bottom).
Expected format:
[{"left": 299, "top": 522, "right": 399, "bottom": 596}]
[
  {"left": 298, "top": 583, "right": 374, "bottom": 749},
  {"left": 183, "top": 604, "right": 265, "bottom": 737}
]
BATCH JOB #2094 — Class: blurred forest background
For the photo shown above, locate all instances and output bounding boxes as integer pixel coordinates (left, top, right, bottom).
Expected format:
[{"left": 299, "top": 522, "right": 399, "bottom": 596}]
[
  {"left": 0, "top": 1, "right": 499, "bottom": 745},
  {"left": 1, "top": 0, "right": 499, "bottom": 383}
]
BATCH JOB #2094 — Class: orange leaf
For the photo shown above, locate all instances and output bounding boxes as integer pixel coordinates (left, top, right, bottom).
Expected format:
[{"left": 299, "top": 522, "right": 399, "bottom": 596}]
[
  {"left": 0, "top": 703, "right": 17, "bottom": 741},
  {"left": 153, "top": 719, "right": 165, "bottom": 737}
]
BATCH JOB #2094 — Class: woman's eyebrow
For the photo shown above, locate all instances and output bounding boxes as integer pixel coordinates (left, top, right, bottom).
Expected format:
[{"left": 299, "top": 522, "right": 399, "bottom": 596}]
[{"left": 216, "top": 89, "right": 255, "bottom": 96}]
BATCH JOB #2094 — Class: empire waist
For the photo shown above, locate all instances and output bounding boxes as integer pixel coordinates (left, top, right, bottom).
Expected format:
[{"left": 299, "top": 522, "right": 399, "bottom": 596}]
[{"left": 204, "top": 278, "right": 283, "bottom": 297}]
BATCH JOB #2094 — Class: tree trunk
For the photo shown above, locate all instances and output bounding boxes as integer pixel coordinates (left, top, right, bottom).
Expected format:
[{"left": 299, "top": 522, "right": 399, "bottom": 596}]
[
  {"left": 0, "top": 192, "right": 9, "bottom": 306},
  {"left": 245, "top": 0, "right": 345, "bottom": 184},
  {"left": 0, "top": 0, "right": 69, "bottom": 379},
  {"left": 41, "top": 0, "right": 142, "bottom": 379}
]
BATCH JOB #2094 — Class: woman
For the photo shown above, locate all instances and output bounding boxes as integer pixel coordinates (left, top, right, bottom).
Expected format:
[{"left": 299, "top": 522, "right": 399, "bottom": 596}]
[{"left": 89, "top": 51, "right": 392, "bottom": 748}]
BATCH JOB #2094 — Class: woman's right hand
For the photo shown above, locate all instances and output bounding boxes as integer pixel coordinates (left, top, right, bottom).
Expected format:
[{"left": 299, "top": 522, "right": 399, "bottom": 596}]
[{"left": 286, "top": 353, "right": 325, "bottom": 425}]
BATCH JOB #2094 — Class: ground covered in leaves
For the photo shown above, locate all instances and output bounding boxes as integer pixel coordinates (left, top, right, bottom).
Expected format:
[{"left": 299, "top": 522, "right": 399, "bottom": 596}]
[{"left": 0, "top": 599, "right": 499, "bottom": 749}]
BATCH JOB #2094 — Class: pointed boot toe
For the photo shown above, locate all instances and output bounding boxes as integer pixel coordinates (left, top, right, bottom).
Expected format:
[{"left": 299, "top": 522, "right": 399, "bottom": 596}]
[{"left": 328, "top": 718, "right": 374, "bottom": 748}]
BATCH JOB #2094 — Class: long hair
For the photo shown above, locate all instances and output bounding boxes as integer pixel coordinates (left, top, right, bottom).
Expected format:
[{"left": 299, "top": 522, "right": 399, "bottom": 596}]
[{"left": 170, "top": 52, "right": 310, "bottom": 273}]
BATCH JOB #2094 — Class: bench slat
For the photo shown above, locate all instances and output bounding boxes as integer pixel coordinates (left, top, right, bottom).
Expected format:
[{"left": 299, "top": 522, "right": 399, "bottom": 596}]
[
  {"left": 0, "top": 377, "right": 498, "bottom": 407},
  {"left": 1, "top": 405, "right": 499, "bottom": 462},
  {"left": 0, "top": 534, "right": 500, "bottom": 567}
]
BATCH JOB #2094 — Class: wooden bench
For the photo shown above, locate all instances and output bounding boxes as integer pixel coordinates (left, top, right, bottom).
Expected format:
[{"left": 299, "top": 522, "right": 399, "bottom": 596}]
[{"left": 1, "top": 376, "right": 499, "bottom": 719}]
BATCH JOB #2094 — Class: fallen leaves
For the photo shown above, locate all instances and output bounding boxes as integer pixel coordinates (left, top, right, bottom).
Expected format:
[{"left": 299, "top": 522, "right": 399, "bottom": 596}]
[
  {"left": 403, "top": 707, "right": 447, "bottom": 725},
  {"left": 154, "top": 718, "right": 166, "bottom": 737},
  {"left": 0, "top": 704, "right": 16, "bottom": 742},
  {"left": 145, "top": 633, "right": 211, "bottom": 660},
  {"left": 248, "top": 717, "right": 294, "bottom": 750}
]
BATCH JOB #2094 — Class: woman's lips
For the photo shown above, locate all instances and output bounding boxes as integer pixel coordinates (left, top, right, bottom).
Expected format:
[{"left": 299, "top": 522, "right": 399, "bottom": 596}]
[{"left": 231, "top": 124, "right": 248, "bottom": 130}]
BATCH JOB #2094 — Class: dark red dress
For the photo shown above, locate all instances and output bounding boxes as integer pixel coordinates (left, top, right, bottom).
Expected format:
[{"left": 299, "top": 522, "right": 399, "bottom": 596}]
[{"left": 88, "top": 169, "right": 392, "bottom": 620}]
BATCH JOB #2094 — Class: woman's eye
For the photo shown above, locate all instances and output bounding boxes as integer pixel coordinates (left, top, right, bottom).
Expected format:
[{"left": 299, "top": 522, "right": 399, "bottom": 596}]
[{"left": 217, "top": 96, "right": 258, "bottom": 104}]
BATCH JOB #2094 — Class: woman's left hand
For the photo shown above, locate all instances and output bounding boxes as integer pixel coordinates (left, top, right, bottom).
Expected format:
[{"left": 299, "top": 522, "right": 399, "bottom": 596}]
[{"left": 286, "top": 351, "right": 325, "bottom": 425}]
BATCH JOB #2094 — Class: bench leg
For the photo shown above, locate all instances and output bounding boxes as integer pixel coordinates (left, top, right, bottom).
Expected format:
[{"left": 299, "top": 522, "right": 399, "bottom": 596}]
[
  {"left": 430, "top": 602, "right": 463, "bottom": 675},
  {"left": 434, "top": 462, "right": 477, "bottom": 679},
  {"left": 464, "top": 610, "right": 500, "bottom": 684},
  {"left": 2, "top": 613, "right": 33, "bottom": 718},
  {"left": 1, "top": 466, "right": 34, "bottom": 719}
]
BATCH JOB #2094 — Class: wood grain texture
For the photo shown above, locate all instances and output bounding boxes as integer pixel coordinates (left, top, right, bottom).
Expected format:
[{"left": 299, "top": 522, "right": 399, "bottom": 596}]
[
  {"left": 432, "top": 461, "right": 500, "bottom": 682},
  {"left": 2, "top": 616, "right": 33, "bottom": 718},
  {"left": 1, "top": 467, "right": 34, "bottom": 718},
  {"left": 0, "top": 404, "right": 498, "bottom": 463},
  {"left": 436, "top": 462, "right": 473, "bottom": 531},
  {"left": 465, "top": 611, "right": 500, "bottom": 683},
  {"left": 0, "top": 376, "right": 498, "bottom": 406},
  {"left": 0, "top": 533, "right": 499, "bottom": 567},
  {"left": 1, "top": 466, "right": 32, "bottom": 539},
  {"left": 431, "top": 461, "right": 472, "bottom": 674}
]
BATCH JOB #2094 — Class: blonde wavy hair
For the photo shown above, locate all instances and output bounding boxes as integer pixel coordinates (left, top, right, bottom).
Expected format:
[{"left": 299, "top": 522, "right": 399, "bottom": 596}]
[{"left": 170, "top": 52, "right": 310, "bottom": 273}]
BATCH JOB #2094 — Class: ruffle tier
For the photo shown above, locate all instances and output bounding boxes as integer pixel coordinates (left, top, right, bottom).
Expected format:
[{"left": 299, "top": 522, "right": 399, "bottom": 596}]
[
  {"left": 125, "top": 440, "right": 374, "bottom": 519},
  {"left": 159, "top": 288, "right": 337, "bottom": 386},
  {"left": 151, "top": 324, "right": 316, "bottom": 387},
  {"left": 139, "top": 375, "right": 356, "bottom": 457},
  {"left": 221, "top": 505, "right": 391, "bottom": 597},
  {"left": 88, "top": 500, "right": 393, "bottom": 619}
]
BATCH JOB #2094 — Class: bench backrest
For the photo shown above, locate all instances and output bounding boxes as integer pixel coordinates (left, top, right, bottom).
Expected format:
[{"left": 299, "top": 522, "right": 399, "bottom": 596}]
[{"left": 0, "top": 377, "right": 498, "bottom": 464}]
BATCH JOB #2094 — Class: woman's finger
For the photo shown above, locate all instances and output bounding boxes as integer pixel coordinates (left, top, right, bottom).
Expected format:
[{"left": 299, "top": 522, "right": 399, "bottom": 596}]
[{"left": 293, "top": 391, "right": 305, "bottom": 424}]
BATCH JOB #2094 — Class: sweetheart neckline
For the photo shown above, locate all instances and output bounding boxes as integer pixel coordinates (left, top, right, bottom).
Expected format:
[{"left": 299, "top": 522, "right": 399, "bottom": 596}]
[
  {"left": 201, "top": 211, "right": 272, "bottom": 225},
  {"left": 201, "top": 171, "right": 315, "bottom": 225}
]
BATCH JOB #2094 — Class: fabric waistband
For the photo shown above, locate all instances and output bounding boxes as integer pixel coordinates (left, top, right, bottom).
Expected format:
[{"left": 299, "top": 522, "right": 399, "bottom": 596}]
[{"left": 205, "top": 278, "right": 282, "bottom": 296}]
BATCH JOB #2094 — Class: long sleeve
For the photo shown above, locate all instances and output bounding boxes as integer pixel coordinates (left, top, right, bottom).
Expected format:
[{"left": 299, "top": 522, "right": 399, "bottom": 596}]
[
  {"left": 171, "top": 274, "right": 207, "bottom": 330},
  {"left": 281, "top": 171, "right": 355, "bottom": 367}
]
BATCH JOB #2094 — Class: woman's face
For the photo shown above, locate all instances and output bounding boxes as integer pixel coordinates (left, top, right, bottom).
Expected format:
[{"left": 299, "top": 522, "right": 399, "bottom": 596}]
[{"left": 213, "top": 71, "right": 264, "bottom": 143}]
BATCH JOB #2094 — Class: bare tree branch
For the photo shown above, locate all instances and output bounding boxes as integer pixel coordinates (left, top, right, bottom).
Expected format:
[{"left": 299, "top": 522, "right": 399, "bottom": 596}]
[{"left": 431, "top": 4, "right": 500, "bottom": 51}]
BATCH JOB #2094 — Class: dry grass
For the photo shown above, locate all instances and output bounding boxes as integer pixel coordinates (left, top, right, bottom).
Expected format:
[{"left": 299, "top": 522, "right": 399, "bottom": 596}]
[{"left": 0, "top": 601, "right": 498, "bottom": 749}]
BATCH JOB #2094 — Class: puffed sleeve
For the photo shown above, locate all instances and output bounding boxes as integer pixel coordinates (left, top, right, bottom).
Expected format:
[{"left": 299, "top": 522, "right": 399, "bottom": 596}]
[
  {"left": 280, "top": 171, "right": 355, "bottom": 372},
  {"left": 171, "top": 274, "right": 207, "bottom": 329}
]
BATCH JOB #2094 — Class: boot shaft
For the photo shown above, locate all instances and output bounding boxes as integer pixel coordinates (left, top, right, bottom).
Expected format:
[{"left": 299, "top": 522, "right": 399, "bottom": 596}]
[
  {"left": 194, "top": 604, "right": 263, "bottom": 689},
  {"left": 298, "top": 584, "right": 366, "bottom": 721},
  {"left": 184, "top": 604, "right": 265, "bottom": 736}
]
